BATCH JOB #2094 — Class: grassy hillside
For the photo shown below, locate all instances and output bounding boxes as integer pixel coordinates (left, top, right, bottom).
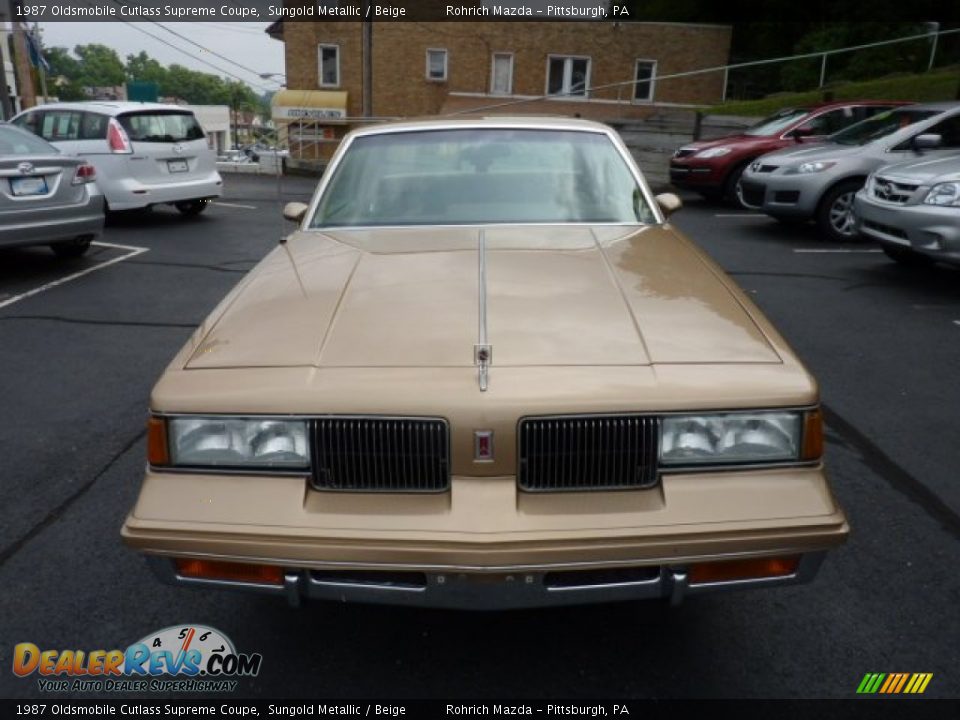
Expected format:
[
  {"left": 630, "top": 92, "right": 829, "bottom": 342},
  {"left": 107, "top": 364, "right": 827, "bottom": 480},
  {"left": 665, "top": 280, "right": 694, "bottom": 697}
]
[{"left": 708, "top": 67, "right": 960, "bottom": 116}]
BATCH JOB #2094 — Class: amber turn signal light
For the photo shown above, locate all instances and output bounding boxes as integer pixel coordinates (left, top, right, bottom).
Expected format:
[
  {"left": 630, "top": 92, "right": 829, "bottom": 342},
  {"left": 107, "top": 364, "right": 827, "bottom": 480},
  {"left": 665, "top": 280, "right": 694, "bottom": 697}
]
[
  {"left": 147, "top": 417, "right": 169, "bottom": 466},
  {"left": 802, "top": 408, "right": 824, "bottom": 461},
  {"left": 175, "top": 559, "right": 284, "bottom": 585},
  {"left": 689, "top": 555, "right": 800, "bottom": 585}
]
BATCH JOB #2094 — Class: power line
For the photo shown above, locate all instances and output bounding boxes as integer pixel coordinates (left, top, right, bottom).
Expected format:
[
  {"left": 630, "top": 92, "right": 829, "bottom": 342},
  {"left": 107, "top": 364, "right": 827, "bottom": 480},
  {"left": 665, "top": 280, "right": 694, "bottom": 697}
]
[
  {"left": 150, "top": 21, "right": 282, "bottom": 85},
  {"left": 119, "top": 21, "right": 272, "bottom": 93}
]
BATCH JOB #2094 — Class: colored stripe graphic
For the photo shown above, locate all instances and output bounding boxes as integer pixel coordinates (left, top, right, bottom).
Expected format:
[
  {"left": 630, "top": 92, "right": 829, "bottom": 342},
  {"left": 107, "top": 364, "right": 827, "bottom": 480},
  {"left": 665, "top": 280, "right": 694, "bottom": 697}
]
[{"left": 857, "top": 673, "right": 933, "bottom": 694}]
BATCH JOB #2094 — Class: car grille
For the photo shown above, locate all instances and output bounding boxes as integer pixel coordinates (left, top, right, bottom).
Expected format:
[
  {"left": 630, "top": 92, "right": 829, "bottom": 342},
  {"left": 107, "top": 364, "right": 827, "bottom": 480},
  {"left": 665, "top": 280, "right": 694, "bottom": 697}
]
[
  {"left": 757, "top": 164, "right": 778, "bottom": 173},
  {"left": 673, "top": 148, "right": 696, "bottom": 159},
  {"left": 311, "top": 417, "right": 449, "bottom": 492},
  {"left": 518, "top": 415, "right": 660, "bottom": 492},
  {"left": 871, "top": 177, "right": 919, "bottom": 205},
  {"left": 862, "top": 219, "right": 908, "bottom": 240}
]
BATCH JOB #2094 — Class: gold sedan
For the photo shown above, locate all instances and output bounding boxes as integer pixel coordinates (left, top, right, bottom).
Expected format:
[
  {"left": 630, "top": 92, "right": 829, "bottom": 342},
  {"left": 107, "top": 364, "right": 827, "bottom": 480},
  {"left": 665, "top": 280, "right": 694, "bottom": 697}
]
[{"left": 122, "top": 117, "right": 848, "bottom": 609}]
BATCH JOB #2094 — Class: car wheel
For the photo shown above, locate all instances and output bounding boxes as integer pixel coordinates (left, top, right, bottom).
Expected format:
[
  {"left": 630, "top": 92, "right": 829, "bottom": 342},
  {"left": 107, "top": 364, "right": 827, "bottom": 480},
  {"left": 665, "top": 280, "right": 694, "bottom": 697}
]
[
  {"left": 883, "top": 245, "right": 932, "bottom": 266},
  {"left": 51, "top": 235, "right": 93, "bottom": 259},
  {"left": 175, "top": 200, "right": 209, "bottom": 216},
  {"left": 816, "top": 180, "right": 863, "bottom": 241},
  {"left": 723, "top": 162, "right": 750, "bottom": 207}
]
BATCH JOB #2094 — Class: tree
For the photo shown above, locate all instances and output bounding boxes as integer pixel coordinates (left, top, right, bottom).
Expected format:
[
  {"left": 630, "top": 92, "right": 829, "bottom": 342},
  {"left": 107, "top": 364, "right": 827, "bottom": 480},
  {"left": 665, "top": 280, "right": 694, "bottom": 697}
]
[
  {"left": 73, "top": 44, "right": 125, "bottom": 87},
  {"left": 45, "top": 47, "right": 86, "bottom": 100},
  {"left": 126, "top": 51, "right": 168, "bottom": 86}
]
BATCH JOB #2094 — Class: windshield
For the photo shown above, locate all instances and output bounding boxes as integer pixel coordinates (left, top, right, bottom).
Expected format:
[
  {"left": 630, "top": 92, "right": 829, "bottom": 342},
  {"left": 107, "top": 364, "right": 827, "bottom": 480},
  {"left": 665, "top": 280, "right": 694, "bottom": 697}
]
[
  {"left": 118, "top": 111, "right": 205, "bottom": 143},
  {"left": 0, "top": 125, "right": 58, "bottom": 156},
  {"left": 743, "top": 108, "right": 811, "bottom": 137},
  {"left": 310, "top": 128, "right": 656, "bottom": 227},
  {"left": 830, "top": 108, "right": 940, "bottom": 146}
]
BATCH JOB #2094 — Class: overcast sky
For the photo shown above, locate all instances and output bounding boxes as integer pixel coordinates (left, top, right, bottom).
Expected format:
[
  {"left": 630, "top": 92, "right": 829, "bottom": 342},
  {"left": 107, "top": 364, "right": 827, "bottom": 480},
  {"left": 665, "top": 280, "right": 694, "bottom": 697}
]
[{"left": 38, "top": 22, "right": 285, "bottom": 93}]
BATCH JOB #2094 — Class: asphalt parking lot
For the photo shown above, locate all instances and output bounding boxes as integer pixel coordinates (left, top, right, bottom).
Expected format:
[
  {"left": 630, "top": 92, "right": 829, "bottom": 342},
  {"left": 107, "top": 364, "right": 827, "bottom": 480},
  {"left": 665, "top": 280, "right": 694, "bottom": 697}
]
[{"left": 1, "top": 174, "right": 957, "bottom": 700}]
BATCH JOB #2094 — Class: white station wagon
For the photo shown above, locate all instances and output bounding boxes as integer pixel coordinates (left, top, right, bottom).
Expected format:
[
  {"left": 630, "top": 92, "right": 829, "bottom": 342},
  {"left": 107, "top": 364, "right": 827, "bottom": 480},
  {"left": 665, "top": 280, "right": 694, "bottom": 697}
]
[{"left": 12, "top": 102, "right": 222, "bottom": 215}]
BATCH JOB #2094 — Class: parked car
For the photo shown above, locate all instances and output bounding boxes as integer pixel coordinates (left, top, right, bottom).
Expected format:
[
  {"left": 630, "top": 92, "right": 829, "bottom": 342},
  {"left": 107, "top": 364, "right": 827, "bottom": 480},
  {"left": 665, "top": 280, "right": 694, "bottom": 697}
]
[
  {"left": 856, "top": 153, "right": 960, "bottom": 267},
  {"left": 11, "top": 102, "right": 222, "bottom": 215},
  {"left": 739, "top": 103, "right": 960, "bottom": 241},
  {"left": 0, "top": 122, "right": 103, "bottom": 258},
  {"left": 123, "top": 117, "right": 848, "bottom": 609},
  {"left": 670, "top": 101, "right": 903, "bottom": 205}
]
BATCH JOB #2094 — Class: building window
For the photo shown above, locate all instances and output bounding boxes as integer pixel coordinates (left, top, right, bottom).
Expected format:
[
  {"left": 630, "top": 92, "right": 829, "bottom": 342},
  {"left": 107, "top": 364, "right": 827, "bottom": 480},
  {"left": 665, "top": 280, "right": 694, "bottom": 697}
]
[
  {"left": 547, "top": 56, "right": 590, "bottom": 98},
  {"left": 490, "top": 53, "right": 513, "bottom": 95},
  {"left": 318, "top": 44, "right": 339, "bottom": 87},
  {"left": 426, "top": 49, "right": 448, "bottom": 82},
  {"left": 633, "top": 60, "right": 656, "bottom": 102}
]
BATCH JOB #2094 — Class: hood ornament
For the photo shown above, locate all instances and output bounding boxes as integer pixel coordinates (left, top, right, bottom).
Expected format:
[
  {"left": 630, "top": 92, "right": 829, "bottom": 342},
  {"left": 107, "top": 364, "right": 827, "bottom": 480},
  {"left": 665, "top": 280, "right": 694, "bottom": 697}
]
[{"left": 475, "top": 229, "right": 491, "bottom": 392}]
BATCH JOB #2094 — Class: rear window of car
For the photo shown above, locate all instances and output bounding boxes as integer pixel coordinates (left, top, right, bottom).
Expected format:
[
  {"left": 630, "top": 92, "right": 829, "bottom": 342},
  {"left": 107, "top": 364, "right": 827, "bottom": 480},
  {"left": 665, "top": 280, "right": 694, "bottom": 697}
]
[
  {"left": 312, "top": 128, "right": 657, "bottom": 227},
  {"left": 0, "top": 125, "right": 58, "bottom": 155},
  {"left": 11, "top": 110, "right": 108, "bottom": 141},
  {"left": 118, "top": 111, "right": 205, "bottom": 143}
]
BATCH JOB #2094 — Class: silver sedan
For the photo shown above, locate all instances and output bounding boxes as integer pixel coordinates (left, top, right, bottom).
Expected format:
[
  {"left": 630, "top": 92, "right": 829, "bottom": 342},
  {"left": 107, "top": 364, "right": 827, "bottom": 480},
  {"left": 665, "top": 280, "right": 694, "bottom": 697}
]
[{"left": 0, "top": 123, "right": 104, "bottom": 258}]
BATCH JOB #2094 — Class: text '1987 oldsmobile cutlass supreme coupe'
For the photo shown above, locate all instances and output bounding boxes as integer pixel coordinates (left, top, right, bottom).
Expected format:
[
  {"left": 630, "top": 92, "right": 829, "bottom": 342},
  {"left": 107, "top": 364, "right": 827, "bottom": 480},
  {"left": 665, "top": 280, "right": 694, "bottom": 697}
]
[{"left": 122, "top": 118, "right": 849, "bottom": 609}]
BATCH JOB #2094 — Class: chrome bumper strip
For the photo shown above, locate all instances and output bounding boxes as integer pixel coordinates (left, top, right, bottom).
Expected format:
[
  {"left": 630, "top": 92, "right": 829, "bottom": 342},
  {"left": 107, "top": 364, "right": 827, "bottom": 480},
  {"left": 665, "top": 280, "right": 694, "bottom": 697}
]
[{"left": 145, "top": 552, "right": 825, "bottom": 610}]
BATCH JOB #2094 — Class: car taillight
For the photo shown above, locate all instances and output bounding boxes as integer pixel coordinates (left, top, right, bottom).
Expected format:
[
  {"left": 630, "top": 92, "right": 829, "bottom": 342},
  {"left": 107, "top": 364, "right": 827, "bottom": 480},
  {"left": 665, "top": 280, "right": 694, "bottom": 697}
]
[
  {"left": 107, "top": 118, "right": 132, "bottom": 154},
  {"left": 72, "top": 164, "right": 96, "bottom": 185}
]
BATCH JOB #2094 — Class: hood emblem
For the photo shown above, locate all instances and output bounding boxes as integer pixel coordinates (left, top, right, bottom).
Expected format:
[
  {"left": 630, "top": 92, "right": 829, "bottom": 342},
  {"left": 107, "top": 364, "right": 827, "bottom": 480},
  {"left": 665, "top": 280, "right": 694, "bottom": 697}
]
[
  {"left": 474, "top": 430, "right": 494, "bottom": 461},
  {"left": 17, "top": 161, "right": 33, "bottom": 175},
  {"left": 875, "top": 180, "right": 893, "bottom": 200}
]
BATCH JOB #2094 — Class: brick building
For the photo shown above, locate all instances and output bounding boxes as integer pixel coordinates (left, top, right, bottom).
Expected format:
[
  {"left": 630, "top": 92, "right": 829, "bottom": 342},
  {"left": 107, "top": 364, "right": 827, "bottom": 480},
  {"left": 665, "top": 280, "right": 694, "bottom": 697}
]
[{"left": 266, "top": 19, "right": 731, "bottom": 161}]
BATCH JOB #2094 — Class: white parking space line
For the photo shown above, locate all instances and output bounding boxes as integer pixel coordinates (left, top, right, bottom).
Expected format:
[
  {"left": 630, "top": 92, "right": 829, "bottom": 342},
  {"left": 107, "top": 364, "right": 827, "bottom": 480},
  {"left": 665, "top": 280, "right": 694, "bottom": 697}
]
[
  {"left": 954, "top": 320, "right": 960, "bottom": 327},
  {"left": 212, "top": 201, "right": 258, "bottom": 210},
  {"left": 714, "top": 213, "right": 766, "bottom": 218},
  {"left": 793, "top": 249, "right": 883, "bottom": 253},
  {"left": 0, "top": 241, "right": 148, "bottom": 311}
]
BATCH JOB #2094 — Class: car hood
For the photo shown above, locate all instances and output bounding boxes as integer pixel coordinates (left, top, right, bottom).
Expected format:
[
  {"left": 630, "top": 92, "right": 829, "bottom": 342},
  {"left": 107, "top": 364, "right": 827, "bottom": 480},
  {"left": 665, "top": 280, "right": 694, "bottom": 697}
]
[
  {"left": 759, "top": 141, "right": 866, "bottom": 164},
  {"left": 184, "top": 225, "right": 781, "bottom": 370},
  {"left": 875, "top": 153, "right": 960, "bottom": 183}
]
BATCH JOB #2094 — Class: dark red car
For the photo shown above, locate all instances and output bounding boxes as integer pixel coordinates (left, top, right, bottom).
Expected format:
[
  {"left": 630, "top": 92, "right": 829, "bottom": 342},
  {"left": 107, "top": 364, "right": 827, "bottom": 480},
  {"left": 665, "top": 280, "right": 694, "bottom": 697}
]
[{"left": 669, "top": 101, "right": 907, "bottom": 205}]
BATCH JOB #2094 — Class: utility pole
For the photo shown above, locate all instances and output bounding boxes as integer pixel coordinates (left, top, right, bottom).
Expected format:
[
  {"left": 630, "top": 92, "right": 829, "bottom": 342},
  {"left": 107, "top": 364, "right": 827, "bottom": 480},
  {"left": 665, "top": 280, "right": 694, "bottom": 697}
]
[
  {"left": 0, "top": 1, "right": 14, "bottom": 119},
  {"left": 10, "top": 7, "right": 35, "bottom": 109}
]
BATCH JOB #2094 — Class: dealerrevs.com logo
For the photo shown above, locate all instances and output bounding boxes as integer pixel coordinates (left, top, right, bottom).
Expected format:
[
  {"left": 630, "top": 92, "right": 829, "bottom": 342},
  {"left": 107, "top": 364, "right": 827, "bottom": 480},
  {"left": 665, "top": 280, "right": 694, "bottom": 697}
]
[{"left": 12, "top": 625, "right": 262, "bottom": 693}]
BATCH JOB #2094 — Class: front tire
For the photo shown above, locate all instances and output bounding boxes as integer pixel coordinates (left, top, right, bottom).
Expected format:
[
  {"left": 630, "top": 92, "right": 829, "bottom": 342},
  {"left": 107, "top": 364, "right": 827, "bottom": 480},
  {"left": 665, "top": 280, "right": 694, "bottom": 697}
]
[
  {"left": 175, "top": 199, "right": 209, "bottom": 216},
  {"left": 723, "top": 162, "right": 750, "bottom": 207},
  {"left": 816, "top": 180, "right": 863, "bottom": 242},
  {"left": 51, "top": 236, "right": 92, "bottom": 259}
]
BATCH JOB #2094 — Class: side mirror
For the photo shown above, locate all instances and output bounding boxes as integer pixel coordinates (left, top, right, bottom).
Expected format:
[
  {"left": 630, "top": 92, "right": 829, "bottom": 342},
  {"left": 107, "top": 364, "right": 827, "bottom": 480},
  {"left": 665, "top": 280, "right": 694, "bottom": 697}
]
[
  {"left": 912, "top": 133, "right": 942, "bottom": 151},
  {"left": 283, "top": 202, "right": 309, "bottom": 223},
  {"left": 655, "top": 192, "right": 683, "bottom": 218}
]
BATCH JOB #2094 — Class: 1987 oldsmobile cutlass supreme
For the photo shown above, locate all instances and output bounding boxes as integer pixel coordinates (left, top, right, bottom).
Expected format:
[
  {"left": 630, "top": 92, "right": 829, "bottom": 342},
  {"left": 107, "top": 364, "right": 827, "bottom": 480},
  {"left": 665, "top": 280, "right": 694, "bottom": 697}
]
[{"left": 122, "top": 117, "right": 849, "bottom": 609}]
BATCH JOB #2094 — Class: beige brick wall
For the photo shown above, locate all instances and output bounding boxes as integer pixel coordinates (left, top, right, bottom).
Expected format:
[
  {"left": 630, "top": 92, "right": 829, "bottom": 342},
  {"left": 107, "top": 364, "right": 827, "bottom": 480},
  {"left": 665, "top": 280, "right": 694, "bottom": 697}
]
[{"left": 278, "top": 21, "right": 731, "bottom": 119}]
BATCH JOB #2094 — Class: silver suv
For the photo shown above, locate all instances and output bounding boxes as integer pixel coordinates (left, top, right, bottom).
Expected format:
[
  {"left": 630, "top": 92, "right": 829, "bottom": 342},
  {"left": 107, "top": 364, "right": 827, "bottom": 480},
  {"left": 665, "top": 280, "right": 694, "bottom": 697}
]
[
  {"left": 739, "top": 103, "right": 960, "bottom": 241},
  {"left": 855, "top": 153, "right": 960, "bottom": 267},
  {"left": 12, "top": 102, "right": 222, "bottom": 215}
]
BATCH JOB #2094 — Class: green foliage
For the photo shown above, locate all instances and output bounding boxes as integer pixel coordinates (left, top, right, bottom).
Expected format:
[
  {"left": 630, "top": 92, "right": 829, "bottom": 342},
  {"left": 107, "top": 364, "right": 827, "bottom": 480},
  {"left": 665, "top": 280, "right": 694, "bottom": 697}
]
[
  {"left": 44, "top": 44, "right": 264, "bottom": 111},
  {"left": 707, "top": 67, "right": 960, "bottom": 117}
]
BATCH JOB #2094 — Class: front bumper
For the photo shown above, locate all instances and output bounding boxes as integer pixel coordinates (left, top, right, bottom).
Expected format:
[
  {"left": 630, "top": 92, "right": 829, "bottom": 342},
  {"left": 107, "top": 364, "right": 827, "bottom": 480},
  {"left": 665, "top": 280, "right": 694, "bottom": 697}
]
[
  {"left": 855, "top": 191, "right": 960, "bottom": 265},
  {"left": 145, "top": 551, "right": 827, "bottom": 610},
  {"left": 738, "top": 171, "right": 828, "bottom": 219},
  {"left": 669, "top": 160, "right": 724, "bottom": 191},
  {"left": 124, "top": 467, "right": 848, "bottom": 609}
]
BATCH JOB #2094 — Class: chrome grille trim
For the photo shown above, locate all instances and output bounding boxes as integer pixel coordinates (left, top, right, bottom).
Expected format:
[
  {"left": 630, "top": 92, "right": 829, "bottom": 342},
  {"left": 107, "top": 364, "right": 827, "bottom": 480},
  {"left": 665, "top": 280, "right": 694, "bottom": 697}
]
[
  {"left": 518, "top": 414, "right": 660, "bottom": 492},
  {"left": 872, "top": 176, "right": 919, "bottom": 205},
  {"left": 311, "top": 417, "right": 449, "bottom": 493}
]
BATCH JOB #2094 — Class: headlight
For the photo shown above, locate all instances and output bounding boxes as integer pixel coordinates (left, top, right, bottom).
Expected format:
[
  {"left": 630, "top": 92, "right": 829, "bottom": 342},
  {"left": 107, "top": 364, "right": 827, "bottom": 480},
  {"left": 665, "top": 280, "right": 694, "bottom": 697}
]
[
  {"left": 924, "top": 182, "right": 960, "bottom": 207},
  {"left": 156, "top": 416, "right": 310, "bottom": 470},
  {"left": 795, "top": 161, "right": 837, "bottom": 174},
  {"left": 660, "top": 411, "right": 814, "bottom": 467},
  {"left": 695, "top": 147, "right": 732, "bottom": 159}
]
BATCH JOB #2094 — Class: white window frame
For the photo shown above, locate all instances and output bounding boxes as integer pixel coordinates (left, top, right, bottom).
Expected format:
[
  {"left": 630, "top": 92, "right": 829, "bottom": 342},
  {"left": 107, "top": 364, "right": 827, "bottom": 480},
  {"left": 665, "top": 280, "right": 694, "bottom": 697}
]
[
  {"left": 632, "top": 59, "right": 657, "bottom": 102},
  {"left": 426, "top": 48, "right": 448, "bottom": 82},
  {"left": 490, "top": 52, "right": 514, "bottom": 96},
  {"left": 318, "top": 43, "right": 340, "bottom": 88},
  {"left": 545, "top": 54, "right": 592, "bottom": 100}
]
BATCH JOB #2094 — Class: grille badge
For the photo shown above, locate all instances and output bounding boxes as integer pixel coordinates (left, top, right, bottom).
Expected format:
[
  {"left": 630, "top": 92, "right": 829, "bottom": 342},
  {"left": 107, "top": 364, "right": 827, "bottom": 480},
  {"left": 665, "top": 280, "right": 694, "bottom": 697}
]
[{"left": 474, "top": 430, "right": 494, "bottom": 462}]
